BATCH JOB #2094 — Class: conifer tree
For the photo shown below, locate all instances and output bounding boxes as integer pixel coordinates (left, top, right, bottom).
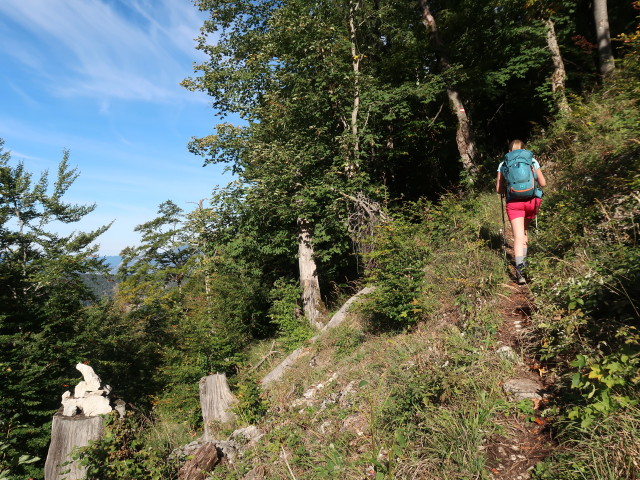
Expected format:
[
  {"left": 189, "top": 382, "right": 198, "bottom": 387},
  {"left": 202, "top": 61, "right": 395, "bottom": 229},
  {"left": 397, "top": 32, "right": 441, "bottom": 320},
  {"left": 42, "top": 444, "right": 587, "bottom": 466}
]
[{"left": 0, "top": 140, "right": 109, "bottom": 470}]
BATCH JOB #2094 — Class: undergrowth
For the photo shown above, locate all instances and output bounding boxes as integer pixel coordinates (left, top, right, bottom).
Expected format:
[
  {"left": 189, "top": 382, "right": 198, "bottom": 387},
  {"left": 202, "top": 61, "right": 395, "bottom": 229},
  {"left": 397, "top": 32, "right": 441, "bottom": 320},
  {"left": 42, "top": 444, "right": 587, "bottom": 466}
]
[
  {"left": 201, "top": 192, "right": 517, "bottom": 479},
  {"left": 73, "top": 189, "right": 520, "bottom": 479},
  {"left": 527, "top": 35, "right": 640, "bottom": 478}
]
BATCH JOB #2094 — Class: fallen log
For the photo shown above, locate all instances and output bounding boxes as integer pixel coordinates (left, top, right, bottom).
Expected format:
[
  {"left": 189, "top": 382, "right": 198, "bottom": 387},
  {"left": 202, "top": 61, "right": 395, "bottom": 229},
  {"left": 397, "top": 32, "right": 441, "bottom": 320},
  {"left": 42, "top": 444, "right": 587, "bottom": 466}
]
[
  {"left": 178, "top": 442, "right": 220, "bottom": 480},
  {"left": 261, "top": 286, "right": 375, "bottom": 386}
]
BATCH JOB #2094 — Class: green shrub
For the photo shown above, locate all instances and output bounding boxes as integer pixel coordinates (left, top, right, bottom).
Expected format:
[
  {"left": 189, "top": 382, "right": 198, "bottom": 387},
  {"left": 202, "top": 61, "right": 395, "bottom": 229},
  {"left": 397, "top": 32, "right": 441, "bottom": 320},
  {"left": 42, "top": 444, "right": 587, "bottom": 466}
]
[
  {"left": 362, "top": 218, "right": 432, "bottom": 329},
  {"left": 267, "top": 278, "right": 313, "bottom": 349},
  {"left": 362, "top": 194, "right": 504, "bottom": 331},
  {"left": 532, "top": 409, "right": 640, "bottom": 480},
  {"left": 0, "top": 415, "right": 39, "bottom": 480},
  {"left": 233, "top": 374, "right": 269, "bottom": 425},
  {"left": 76, "top": 412, "right": 180, "bottom": 480},
  {"left": 528, "top": 42, "right": 640, "bottom": 432}
]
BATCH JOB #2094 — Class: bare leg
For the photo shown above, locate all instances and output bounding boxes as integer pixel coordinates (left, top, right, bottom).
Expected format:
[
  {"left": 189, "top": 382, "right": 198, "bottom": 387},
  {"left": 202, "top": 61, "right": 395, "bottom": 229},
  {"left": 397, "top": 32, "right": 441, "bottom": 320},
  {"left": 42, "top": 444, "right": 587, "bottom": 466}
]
[
  {"left": 523, "top": 217, "right": 531, "bottom": 253},
  {"left": 510, "top": 216, "right": 527, "bottom": 284},
  {"left": 510, "top": 216, "right": 525, "bottom": 258}
]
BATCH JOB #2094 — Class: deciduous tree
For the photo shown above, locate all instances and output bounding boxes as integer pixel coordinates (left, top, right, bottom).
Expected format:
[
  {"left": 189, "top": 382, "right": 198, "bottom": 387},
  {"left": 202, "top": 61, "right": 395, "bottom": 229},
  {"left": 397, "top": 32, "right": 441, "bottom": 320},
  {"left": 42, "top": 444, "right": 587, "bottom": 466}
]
[{"left": 593, "top": 0, "right": 615, "bottom": 77}]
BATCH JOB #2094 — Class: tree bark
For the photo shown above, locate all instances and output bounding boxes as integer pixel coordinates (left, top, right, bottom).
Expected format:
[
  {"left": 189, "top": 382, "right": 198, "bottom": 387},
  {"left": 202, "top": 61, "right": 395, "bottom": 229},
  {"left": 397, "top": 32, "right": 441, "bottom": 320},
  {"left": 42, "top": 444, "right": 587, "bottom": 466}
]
[
  {"left": 446, "top": 88, "right": 478, "bottom": 175},
  {"left": 178, "top": 443, "right": 220, "bottom": 480},
  {"left": 593, "top": 0, "right": 615, "bottom": 77},
  {"left": 44, "top": 414, "right": 104, "bottom": 480},
  {"left": 544, "top": 18, "right": 571, "bottom": 113},
  {"left": 419, "top": 0, "right": 478, "bottom": 177},
  {"left": 199, "top": 373, "right": 237, "bottom": 441},
  {"left": 347, "top": 0, "right": 361, "bottom": 176},
  {"left": 297, "top": 218, "right": 327, "bottom": 330}
]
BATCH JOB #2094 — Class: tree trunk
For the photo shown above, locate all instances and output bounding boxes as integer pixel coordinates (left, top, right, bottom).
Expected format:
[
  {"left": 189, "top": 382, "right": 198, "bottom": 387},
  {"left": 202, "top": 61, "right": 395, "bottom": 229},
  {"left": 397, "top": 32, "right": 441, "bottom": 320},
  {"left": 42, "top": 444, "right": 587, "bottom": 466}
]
[
  {"left": 297, "top": 218, "right": 327, "bottom": 330},
  {"left": 544, "top": 18, "right": 571, "bottom": 113},
  {"left": 446, "top": 88, "right": 478, "bottom": 175},
  {"left": 199, "top": 373, "right": 237, "bottom": 441},
  {"left": 44, "top": 414, "right": 104, "bottom": 480},
  {"left": 593, "top": 0, "right": 615, "bottom": 77},
  {"left": 419, "top": 0, "right": 478, "bottom": 178},
  {"left": 347, "top": 0, "right": 361, "bottom": 176}
]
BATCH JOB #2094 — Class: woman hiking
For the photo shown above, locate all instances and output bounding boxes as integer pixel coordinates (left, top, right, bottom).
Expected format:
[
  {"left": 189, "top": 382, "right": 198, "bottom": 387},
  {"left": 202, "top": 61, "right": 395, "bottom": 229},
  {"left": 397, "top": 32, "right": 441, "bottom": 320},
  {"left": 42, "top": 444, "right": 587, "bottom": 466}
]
[{"left": 496, "top": 139, "right": 547, "bottom": 284}]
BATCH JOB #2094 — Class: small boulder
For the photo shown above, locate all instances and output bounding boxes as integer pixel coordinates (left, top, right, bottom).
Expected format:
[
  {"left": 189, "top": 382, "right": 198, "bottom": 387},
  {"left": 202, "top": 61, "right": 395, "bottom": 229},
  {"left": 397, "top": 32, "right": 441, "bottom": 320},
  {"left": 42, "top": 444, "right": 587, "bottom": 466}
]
[{"left": 502, "top": 378, "right": 542, "bottom": 402}]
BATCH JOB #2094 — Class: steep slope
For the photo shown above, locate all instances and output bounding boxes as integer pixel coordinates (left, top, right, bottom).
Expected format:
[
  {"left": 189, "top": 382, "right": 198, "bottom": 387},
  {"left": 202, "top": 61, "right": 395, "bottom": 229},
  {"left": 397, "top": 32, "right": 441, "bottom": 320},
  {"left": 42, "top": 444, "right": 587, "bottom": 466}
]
[{"left": 202, "top": 193, "right": 557, "bottom": 479}]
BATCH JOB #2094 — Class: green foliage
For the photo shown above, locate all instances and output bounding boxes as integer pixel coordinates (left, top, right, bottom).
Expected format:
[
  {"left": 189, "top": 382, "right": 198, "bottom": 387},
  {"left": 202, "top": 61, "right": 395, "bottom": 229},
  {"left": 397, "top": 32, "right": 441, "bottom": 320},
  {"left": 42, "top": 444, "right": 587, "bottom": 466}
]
[
  {"left": 0, "top": 415, "right": 39, "bottom": 480},
  {"left": 362, "top": 219, "right": 431, "bottom": 329},
  {"left": 532, "top": 409, "right": 640, "bottom": 480},
  {"left": 267, "top": 279, "right": 312, "bottom": 349},
  {"left": 233, "top": 375, "right": 269, "bottom": 425},
  {"left": 101, "top": 200, "right": 257, "bottom": 410},
  {"left": 0, "top": 140, "right": 110, "bottom": 472},
  {"left": 117, "top": 200, "right": 193, "bottom": 305},
  {"left": 363, "top": 194, "right": 504, "bottom": 331},
  {"left": 527, "top": 39, "right": 640, "bottom": 435},
  {"left": 76, "top": 412, "right": 180, "bottom": 480},
  {"left": 413, "top": 398, "right": 498, "bottom": 478},
  {"left": 77, "top": 300, "right": 172, "bottom": 408},
  {"left": 568, "top": 347, "right": 640, "bottom": 428}
]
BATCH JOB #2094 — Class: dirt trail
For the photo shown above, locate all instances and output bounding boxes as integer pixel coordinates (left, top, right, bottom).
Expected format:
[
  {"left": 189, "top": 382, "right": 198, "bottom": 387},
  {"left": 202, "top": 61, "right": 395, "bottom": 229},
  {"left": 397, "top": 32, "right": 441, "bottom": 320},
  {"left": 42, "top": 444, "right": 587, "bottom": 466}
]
[{"left": 485, "top": 237, "right": 556, "bottom": 479}]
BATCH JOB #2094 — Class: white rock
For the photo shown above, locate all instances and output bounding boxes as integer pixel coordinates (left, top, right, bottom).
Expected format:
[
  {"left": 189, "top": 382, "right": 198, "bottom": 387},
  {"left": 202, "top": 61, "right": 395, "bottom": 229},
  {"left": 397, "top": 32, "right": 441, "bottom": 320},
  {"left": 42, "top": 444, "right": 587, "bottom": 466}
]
[
  {"left": 58, "top": 365, "right": 122, "bottom": 417},
  {"left": 502, "top": 378, "right": 542, "bottom": 402},
  {"left": 229, "top": 425, "right": 264, "bottom": 447},
  {"left": 115, "top": 399, "right": 126, "bottom": 418},
  {"left": 74, "top": 363, "right": 102, "bottom": 395},
  {"left": 62, "top": 396, "right": 79, "bottom": 417},
  {"left": 79, "top": 394, "right": 112, "bottom": 416},
  {"left": 497, "top": 345, "right": 521, "bottom": 364}
]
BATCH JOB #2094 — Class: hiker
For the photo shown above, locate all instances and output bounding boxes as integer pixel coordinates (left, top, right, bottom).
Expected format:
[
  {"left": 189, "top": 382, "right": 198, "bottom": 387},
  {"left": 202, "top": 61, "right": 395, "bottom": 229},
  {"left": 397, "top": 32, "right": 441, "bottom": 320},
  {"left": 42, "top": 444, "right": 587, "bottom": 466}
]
[{"left": 496, "top": 139, "right": 547, "bottom": 284}]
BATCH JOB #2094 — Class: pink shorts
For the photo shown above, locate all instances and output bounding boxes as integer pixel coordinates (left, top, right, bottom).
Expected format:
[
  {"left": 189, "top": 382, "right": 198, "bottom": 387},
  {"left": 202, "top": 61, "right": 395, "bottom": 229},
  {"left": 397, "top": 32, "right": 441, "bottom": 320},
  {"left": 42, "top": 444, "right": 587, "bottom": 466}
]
[{"left": 506, "top": 197, "right": 542, "bottom": 221}]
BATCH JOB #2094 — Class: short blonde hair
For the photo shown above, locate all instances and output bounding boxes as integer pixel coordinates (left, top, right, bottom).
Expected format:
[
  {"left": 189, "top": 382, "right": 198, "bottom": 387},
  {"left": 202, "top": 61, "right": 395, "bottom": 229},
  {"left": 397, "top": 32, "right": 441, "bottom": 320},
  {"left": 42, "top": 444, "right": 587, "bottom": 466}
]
[{"left": 509, "top": 139, "right": 525, "bottom": 151}]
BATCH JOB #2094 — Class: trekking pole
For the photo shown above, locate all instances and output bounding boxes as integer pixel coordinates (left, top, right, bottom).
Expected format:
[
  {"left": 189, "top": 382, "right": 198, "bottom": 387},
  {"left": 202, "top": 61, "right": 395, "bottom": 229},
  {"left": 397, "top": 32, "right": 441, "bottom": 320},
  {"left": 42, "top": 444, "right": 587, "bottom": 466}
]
[{"left": 500, "top": 194, "right": 508, "bottom": 265}]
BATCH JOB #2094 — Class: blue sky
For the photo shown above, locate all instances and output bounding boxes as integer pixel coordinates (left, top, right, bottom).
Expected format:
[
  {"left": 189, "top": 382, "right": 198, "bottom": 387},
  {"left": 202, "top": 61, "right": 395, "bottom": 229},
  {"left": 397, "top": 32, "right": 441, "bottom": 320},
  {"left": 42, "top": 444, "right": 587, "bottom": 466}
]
[{"left": 0, "top": 0, "right": 231, "bottom": 255}]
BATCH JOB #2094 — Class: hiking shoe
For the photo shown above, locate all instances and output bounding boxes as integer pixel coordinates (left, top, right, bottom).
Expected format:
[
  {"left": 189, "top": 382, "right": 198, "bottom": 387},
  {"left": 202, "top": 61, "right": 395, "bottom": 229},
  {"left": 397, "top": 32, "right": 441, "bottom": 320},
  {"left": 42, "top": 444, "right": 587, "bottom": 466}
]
[{"left": 515, "top": 263, "right": 526, "bottom": 285}]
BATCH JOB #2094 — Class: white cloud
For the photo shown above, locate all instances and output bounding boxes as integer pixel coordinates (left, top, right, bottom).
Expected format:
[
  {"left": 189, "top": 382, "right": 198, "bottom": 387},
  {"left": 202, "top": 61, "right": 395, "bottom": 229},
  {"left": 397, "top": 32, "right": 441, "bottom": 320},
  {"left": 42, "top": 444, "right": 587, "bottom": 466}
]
[
  {"left": 0, "top": 0, "right": 206, "bottom": 103},
  {"left": 0, "top": 0, "right": 220, "bottom": 255},
  {"left": 5, "top": 81, "right": 40, "bottom": 108}
]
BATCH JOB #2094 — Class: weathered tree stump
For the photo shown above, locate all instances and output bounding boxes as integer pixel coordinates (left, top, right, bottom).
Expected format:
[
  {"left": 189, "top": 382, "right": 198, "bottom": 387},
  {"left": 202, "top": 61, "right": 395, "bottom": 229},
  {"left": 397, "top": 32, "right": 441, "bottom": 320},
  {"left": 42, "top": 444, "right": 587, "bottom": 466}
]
[
  {"left": 44, "top": 364, "right": 123, "bottom": 480},
  {"left": 178, "top": 442, "right": 220, "bottom": 480},
  {"left": 44, "top": 414, "right": 104, "bottom": 480},
  {"left": 199, "top": 373, "right": 238, "bottom": 441}
]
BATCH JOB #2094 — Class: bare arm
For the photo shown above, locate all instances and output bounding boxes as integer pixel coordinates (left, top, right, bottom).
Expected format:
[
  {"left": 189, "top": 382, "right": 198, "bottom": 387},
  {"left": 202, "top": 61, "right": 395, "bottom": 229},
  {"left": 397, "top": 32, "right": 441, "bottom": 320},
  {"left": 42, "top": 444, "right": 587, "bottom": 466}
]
[
  {"left": 535, "top": 168, "right": 547, "bottom": 187},
  {"left": 496, "top": 171, "right": 505, "bottom": 194}
]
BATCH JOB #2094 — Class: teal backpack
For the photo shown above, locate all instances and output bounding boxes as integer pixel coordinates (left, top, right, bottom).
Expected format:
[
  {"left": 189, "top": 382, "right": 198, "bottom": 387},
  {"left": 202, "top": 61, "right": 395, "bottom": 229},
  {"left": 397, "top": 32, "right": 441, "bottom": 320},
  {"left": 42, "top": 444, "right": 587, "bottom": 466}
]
[{"left": 500, "top": 149, "right": 542, "bottom": 200}]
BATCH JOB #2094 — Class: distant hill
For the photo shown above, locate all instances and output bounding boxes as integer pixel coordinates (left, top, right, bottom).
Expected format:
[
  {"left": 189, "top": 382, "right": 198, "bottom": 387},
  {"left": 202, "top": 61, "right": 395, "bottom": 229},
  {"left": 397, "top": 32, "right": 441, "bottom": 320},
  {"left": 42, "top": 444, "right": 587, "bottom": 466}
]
[
  {"left": 102, "top": 255, "right": 122, "bottom": 274},
  {"left": 79, "top": 256, "right": 121, "bottom": 299},
  {"left": 82, "top": 273, "right": 117, "bottom": 299}
]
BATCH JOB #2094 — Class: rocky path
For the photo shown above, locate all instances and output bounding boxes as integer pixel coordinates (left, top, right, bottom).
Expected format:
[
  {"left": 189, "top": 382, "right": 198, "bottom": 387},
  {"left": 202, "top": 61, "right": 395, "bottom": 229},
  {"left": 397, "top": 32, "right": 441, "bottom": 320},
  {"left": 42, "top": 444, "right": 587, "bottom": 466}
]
[{"left": 485, "top": 239, "right": 556, "bottom": 479}]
